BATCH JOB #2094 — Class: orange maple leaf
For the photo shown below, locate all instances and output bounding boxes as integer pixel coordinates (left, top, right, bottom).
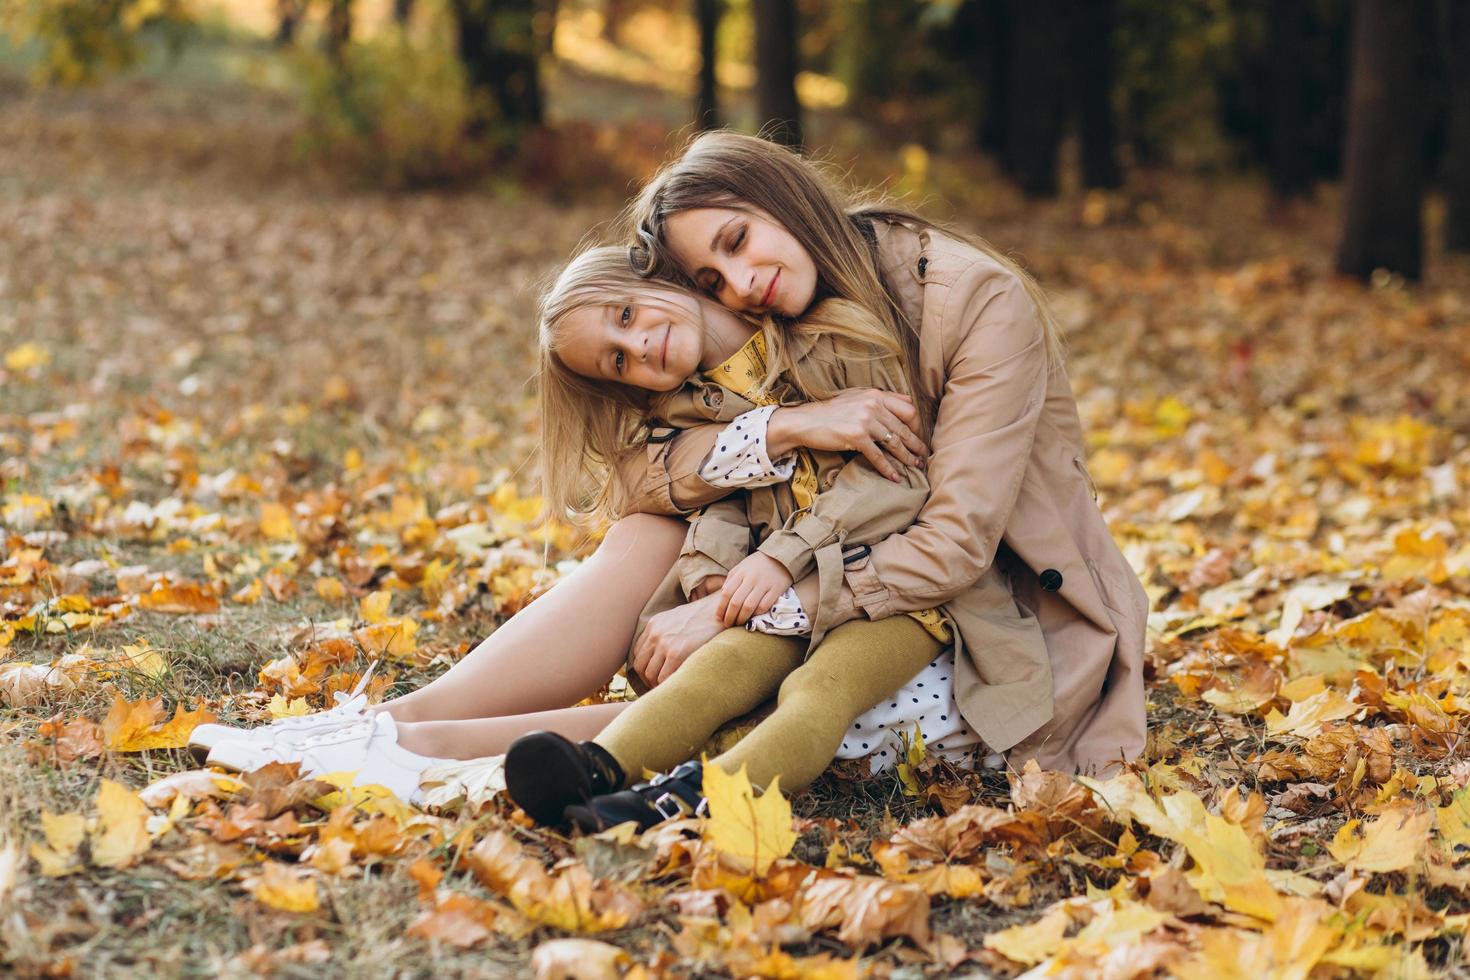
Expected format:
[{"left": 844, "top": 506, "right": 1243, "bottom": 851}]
[{"left": 102, "top": 692, "right": 217, "bottom": 751}]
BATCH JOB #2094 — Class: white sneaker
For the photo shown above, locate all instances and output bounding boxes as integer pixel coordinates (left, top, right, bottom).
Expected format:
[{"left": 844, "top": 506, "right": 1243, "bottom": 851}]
[
  {"left": 188, "top": 661, "right": 380, "bottom": 758},
  {"left": 206, "top": 710, "right": 440, "bottom": 805}
]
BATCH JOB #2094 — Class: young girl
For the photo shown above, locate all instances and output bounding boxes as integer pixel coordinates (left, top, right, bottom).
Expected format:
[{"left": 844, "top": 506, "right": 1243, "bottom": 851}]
[{"left": 503, "top": 246, "right": 1047, "bottom": 830}]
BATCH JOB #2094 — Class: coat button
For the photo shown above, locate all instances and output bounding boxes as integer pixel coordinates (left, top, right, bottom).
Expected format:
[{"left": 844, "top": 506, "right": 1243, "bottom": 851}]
[
  {"left": 1039, "top": 568, "right": 1063, "bottom": 592},
  {"left": 917, "top": 257, "right": 928, "bottom": 277}
]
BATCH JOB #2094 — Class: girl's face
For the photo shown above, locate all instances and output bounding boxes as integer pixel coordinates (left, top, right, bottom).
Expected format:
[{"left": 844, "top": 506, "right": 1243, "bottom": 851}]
[
  {"left": 556, "top": 290, "right": 705, "bottom": 393},
  {"left": 662, "top": 206, "right": 818, "bottom": 319}
]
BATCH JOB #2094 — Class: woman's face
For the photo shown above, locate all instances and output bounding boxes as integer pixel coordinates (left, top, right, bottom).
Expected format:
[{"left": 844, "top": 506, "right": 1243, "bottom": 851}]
[
  {"left": 662, "top": 206, "right": 818, "bottom": 318},
  {"left": 556, "top": 290, "right": 704, "bottom": 393}
]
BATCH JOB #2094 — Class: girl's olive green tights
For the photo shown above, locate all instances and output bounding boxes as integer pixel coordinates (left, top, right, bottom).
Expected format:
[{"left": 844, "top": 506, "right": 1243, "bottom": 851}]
[{"left": 595, "top": 615, "right": 944, "bottom": 793}]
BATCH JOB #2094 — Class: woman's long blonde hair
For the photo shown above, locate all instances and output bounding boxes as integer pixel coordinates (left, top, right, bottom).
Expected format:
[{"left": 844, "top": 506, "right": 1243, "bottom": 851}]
[
  {"left": 624, "top": 130, "right": 1066, "bottom": 431},
  {"left": 538, "top": 246, "right": 915, "bottom": 527}
]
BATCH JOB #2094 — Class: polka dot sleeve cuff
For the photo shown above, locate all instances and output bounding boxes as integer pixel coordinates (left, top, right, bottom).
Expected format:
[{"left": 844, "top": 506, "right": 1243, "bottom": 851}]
[
  {"left": 746, "top": 585, "right": 811, "bottom": 636},
  {"left": 696, "top": 405, "right": 797, "bottom": 489}
]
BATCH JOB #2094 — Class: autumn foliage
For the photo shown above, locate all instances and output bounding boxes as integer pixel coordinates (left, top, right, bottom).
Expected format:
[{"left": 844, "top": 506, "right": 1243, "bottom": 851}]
[{"left": 4, "top": 42, "right": 1470, "bottom": 980}]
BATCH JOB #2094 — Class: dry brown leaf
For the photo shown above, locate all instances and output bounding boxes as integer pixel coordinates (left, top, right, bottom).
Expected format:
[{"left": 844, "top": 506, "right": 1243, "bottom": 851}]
[
  {"left": 529, "top": 938, "right": 630, "bottom": 980},
  {"left": 406, "top": 891, "right": 500, "bottom": 949},
  {"left": 796, "top": 872, "right": 930, "bottom": 948}
]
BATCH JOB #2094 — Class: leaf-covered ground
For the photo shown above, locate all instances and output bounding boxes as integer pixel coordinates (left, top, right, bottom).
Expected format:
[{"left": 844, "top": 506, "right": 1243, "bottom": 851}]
[{"left": 5, "top": 62, "right": 1470, "bottom": 979}]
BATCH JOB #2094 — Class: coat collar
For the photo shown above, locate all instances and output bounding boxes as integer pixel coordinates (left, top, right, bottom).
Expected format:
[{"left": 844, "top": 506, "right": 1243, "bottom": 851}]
[{"left": 868, "top": 218, "right": 928, "bottom": 326}]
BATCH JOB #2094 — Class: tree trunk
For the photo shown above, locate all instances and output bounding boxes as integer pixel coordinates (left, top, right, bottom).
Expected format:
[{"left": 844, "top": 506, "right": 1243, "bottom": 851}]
[
  {"left": 450, "top": 0, "right": 544, "bottom": 137},
  {"left": 274, "top": 0, "right": 304, "bottom": 46},
  {"left": 694, "top": 0, "right": 721, "bottom": 131},
  {"left": 393, "top": 0, "right": 415, "bottom": 26},
  {"left": 1266, "top": 0, "right": 1312, "bottom": 199},
  {"left": 323, "top": 0, "right": 354, "bottom": 61},
  {"left": 1442, "top": 0, "right": 1470, "bottom": 252},
  {"left": 975, "top": 0, "right": 1008, "bottom": 159},
  {"left": 753, "top": 0, "right": 802, "bottom": 149},
  {"left": 602, "top": 0, "right": 628, "bottom": 41},
  {"left": 1002, "top": 0, "right": 1066, "bottom": 196},
  {"left": 1336, "top": 0, "right": 1428, "bottom": 280},
  {"left": 1072, "top": 0, "right": 1121, "bottom": 189}
]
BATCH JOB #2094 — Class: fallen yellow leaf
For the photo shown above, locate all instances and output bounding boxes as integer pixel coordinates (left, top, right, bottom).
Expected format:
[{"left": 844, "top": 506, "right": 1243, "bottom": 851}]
[
  {"left": 1329, "top": 803, "right": 1431, "bottom": 873},
  {"left": 246, "top": 861, "right": 319, "bottom": 912},
  {"left": 315, "top": 577, "right": 347, "bottom": 601},
  {"left": 260, "top": 503, "right": 297, "bottom": 541},
  {"left": 983, "top": 906, "right": 1070, "bottom": 965},
  {"left": 702, "top": 763, "right": 795, "bottom": 876},
  {"left": 102, "top": 693, "right": 217, "bottom": 751},
  {"left": 29, "top": 811, "right": 86, "bottom": 877},
  {"left": 1264, "top": 689, "right": 1361, "bottom": 737},
  {"left": 353, "top": 617, "right": 418, "bottom": 659},
  {"left": 268, "top": 693, "right": 310, "bottom": 719},
  {"left": 1437, "top": 787, "right": 1470, "bottom": 850},
  {"left": 90, "top": 779, "right": 151, "bottom": 868},
  {"left": 360, "top": 589, "right": 393, "bottom": 624},
  {"left": 5, "top": 341, "right": 51, "bottom": 371},
  {"left": 231, "top": 578, "right": 264, "bottom": 604}
]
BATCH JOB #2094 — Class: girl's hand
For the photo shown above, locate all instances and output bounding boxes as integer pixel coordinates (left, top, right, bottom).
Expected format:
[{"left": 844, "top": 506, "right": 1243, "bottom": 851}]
[
  {"left": 689, "top": 575, "right": 726, "bottom": 600},
  {"left": 766, "top": 389, "right": 927, "bottom": 482},
  {"left": 718, "top": 553, "right": 795, "bottom": 626}
]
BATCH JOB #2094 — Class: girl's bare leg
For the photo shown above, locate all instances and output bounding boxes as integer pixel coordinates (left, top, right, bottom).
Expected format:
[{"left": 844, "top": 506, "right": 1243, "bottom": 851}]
[
  {"left": 394, "top": 701, "right": 632, "bottom": 759},
  {"left": 372, "top": 514, "right": 686, "bottom": 725}
]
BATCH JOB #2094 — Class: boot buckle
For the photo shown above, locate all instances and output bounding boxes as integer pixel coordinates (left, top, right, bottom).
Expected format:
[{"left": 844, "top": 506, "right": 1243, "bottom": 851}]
[{"left": 651, "top": 791, "right": 686, "bottom": 820}]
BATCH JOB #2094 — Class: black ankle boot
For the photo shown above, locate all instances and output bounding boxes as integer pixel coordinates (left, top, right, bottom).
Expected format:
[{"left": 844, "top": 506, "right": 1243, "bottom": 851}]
[
  {"left": 565, "top": 760, "right": 706, "bottom": 833},
  {"left": 504, "top": 731, "right": 625, "bottom": 826}
]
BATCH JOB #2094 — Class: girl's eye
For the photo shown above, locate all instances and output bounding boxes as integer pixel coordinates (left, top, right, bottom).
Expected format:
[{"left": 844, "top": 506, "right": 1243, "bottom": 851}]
[
  {"left": 730, "top": 227, "right": 746, "bottom": 251},
  {"left": 614, "top": 351, "right": 625, "bottom": 374},
  {"left": 704, "top": 275, "right": 723, "bottom": 297},
  {"left": 620, "top": 305, "right": 632, "bottom": 325}
]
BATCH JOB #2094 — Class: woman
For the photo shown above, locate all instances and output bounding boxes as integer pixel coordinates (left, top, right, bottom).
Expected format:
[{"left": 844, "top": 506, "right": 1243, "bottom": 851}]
[{"left": 610, "top": 131, "right": 1148, "bottom": 778}]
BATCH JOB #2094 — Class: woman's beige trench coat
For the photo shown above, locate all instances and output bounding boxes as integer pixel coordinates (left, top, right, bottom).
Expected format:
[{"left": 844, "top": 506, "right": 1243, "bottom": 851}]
[{"left": 616, "top": 219, "right": 1148, "bottom": 776}]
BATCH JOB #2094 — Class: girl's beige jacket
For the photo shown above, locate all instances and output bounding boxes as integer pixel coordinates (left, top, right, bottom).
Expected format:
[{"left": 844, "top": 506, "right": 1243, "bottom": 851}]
[{"left": 617, "top": 219, "right": 1148, "bottom": 776}]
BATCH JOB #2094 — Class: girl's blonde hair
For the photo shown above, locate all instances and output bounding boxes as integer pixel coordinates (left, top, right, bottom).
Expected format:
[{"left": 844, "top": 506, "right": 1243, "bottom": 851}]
[
  {"left": 538, "top": 246, "right": 687, "bottom": 527},
  {"left": 538, "top": 245, "right": 916, "bottom": 527},
  {"left": 624, "top": 130, "right": 1066, "bottom": 430}
]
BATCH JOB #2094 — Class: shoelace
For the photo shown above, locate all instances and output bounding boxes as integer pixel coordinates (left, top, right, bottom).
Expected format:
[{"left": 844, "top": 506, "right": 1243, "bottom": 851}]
[
  {"left": 291, "top": 714, "right": 377, "bottom": 751},
  {"left": 268, "top": 660, "right": 380, "bottom": 731}
]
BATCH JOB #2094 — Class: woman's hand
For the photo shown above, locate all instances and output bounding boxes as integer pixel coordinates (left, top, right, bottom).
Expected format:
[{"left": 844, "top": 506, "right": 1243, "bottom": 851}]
[
  {"left": 766, "top": 389, "right": 927, "bottom": 482},
  {"left": 632, "top": 592, "right": 726, "bottom": 687},
  {"left": 718, "top": 553, "right": 794, "bottom": 627},
  {"left": 689, "top": 575, "right": 726, "bottom": 600}
]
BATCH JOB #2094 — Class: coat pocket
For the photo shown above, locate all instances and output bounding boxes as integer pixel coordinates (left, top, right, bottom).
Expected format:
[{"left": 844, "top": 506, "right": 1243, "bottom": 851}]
[
  {"left": 1086, "top": 558, "right": 1131, "bottom": 618},
  {"left": 1074, "top": 455, "right": 1099, "bottom": 502}
]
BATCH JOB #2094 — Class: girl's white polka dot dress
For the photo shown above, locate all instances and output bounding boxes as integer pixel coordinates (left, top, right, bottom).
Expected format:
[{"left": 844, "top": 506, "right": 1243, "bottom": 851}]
[{"left": 835, "top": 648, "right": 993, "bottom": 774}]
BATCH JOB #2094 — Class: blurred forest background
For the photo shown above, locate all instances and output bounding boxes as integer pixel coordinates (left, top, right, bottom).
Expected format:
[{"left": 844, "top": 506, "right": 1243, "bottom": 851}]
[{"left": 4, "top": 0, "right": 1468, "bottom": 280}]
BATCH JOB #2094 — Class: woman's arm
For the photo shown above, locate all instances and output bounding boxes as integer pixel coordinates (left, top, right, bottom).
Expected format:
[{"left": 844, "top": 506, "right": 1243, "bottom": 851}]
[
  {"left": 845, "top": 265, "right": 1051, "bottom": 618},
  {"left": 616, "top": 390, "right": 927, "bottom": 516},
  {"left": 766, "top": 390, "right": 927, "bottom": 480}
]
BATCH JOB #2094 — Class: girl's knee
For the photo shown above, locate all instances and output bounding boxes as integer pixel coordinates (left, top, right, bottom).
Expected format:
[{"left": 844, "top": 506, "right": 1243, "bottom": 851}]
[{"left": 776, "top": 663, "right": 843, "bottom": 706}]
